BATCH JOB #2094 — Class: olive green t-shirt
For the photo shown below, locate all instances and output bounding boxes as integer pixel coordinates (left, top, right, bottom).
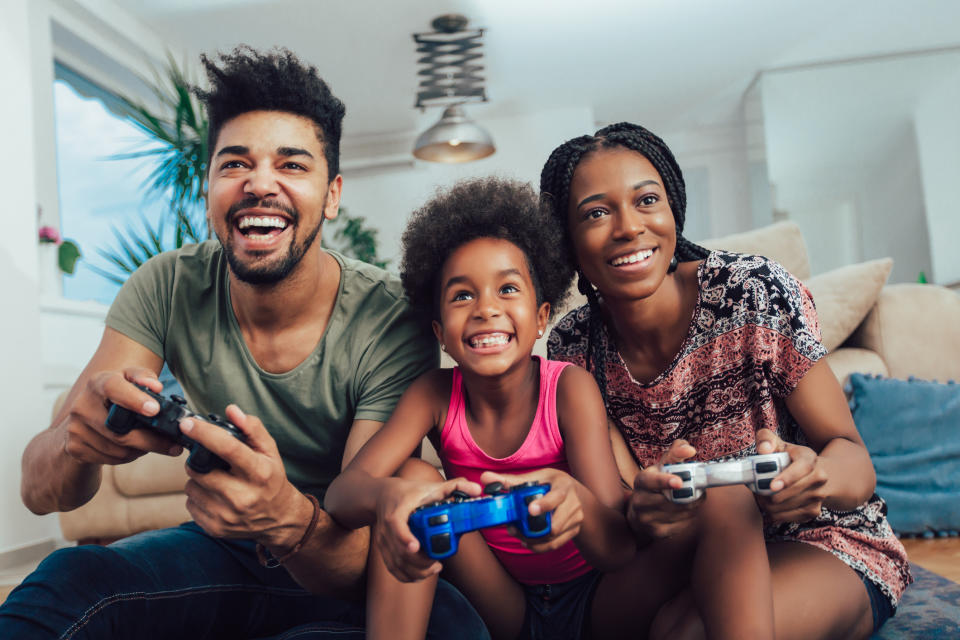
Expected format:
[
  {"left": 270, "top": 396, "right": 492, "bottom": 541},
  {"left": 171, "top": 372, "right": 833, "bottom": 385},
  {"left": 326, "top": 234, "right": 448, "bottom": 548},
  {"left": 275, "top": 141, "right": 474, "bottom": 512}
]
[{"left": 106, "top": 240, "right": 437, "bottom": 500}]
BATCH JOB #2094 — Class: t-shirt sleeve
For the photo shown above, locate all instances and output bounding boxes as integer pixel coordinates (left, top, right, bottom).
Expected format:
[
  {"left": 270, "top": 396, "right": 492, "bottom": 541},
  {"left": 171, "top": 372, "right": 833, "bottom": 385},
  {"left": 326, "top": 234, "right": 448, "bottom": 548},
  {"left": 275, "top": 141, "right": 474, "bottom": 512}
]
[
  {"left": 104, "top": 252, "right": 174, "bottom": 359},
  {"left": 352, "top": 304, "right": 439, "bottom": 423},
  {"left": 755, "top": 258, "right": 827, "bottom": 397}
]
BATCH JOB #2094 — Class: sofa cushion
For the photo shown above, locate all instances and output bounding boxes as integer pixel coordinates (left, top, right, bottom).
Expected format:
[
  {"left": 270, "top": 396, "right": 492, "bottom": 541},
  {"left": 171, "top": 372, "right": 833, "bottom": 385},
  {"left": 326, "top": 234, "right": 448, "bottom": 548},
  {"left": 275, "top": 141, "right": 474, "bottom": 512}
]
[
  {"left": 847, "top": 373, "right": 960, "bottom": 535},
  {"left": 848, "top": 283, "right": 960, "bottom": 382},
  {"left": 699, "top": 220, "right": 811, "bottom": 280},
  {"left": 804, "top": 258, "right": 893, "bottom": 352},
  {"left": 824, "top": 347, "right": 889, "bottom": 386},
  {"left": 114, "top": 451, "right": 189, "bottom": 497}
]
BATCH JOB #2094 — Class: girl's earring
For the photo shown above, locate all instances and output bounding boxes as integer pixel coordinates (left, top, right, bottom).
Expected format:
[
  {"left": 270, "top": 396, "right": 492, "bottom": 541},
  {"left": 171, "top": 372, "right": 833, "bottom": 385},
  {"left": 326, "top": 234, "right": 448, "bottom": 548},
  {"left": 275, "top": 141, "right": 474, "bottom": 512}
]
[
  {"left": 537, "top": 330, "right": 543, "bottom": 338},
  {"left": 668, "top": 255, "right": 679, "bottom": 273},
  {"left": 440, "top": 343, "right": 446, "bottom": 352}
]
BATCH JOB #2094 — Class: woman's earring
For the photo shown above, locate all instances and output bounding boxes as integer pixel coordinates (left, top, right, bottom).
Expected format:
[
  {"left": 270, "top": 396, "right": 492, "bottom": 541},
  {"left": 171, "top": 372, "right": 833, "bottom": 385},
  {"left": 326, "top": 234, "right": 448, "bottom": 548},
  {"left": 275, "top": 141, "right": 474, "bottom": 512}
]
[
  {"left": 538, "top": 330, "right": 543, "bottom": 338},
  {"left": 668, "top": 255, "right": 679, "bottom": 273}
]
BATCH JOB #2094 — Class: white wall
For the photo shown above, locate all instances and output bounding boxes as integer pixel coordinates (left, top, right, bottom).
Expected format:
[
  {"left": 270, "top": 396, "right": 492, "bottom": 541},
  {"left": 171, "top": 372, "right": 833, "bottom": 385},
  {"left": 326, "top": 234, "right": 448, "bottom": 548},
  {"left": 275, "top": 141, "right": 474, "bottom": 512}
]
[
  {"left": 854, "top": 127, "right": 931, "bottom": 284},
  {"left": 759, "top": 51, "right": 960, "bottom": 278},
  {"left": 915, "top": 69, "right": 960, "bottom": 286},
  {"left": 660, "top": 123, "right": 753, "bottom": 243},
  {"left": 0, "top": 0, "right": 62, "bottom": 554},
  {"left": 0, "top": 0, "right": 170, "bottom": 555},
  {"left": 340, "top": 106, "right": 595, "bottom": 266}
]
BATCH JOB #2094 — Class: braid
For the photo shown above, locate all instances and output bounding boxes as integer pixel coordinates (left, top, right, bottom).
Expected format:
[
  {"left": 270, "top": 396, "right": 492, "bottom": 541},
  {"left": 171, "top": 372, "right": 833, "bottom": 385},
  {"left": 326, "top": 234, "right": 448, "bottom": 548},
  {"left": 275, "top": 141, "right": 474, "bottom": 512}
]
[{"left": 541, "top": 122, "right": 710, "bottom": 396}]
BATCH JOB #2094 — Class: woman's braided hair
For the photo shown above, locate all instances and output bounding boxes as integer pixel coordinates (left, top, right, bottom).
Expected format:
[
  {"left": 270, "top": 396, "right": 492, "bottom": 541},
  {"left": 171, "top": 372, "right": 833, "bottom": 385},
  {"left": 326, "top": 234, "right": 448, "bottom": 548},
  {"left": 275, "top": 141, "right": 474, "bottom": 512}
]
[{"left": 539, "top": 122, "right": 710, "bottom": 404}]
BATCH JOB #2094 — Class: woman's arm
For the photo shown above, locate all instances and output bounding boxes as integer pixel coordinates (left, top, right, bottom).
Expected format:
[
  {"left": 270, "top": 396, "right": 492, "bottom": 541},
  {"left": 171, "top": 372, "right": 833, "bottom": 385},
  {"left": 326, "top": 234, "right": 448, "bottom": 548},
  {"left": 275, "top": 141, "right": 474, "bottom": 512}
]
[{"left": 763, "top": 358, "right": 876, "bottom": 519}]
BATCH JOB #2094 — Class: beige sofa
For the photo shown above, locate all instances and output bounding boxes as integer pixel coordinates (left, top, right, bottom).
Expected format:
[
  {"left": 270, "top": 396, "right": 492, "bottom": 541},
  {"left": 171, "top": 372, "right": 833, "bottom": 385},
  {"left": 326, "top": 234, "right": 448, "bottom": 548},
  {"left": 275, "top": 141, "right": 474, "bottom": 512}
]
[{"left": 57, "top": 221, "right": 960, "bottom": 543}]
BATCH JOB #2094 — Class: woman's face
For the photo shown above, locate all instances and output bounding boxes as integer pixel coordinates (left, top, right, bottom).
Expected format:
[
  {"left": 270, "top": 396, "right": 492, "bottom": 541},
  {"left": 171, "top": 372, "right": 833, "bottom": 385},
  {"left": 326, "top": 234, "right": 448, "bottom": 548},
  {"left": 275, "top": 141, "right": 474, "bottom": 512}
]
[{"left": 566, "top": 147, "right": 677, "bottom": 302}]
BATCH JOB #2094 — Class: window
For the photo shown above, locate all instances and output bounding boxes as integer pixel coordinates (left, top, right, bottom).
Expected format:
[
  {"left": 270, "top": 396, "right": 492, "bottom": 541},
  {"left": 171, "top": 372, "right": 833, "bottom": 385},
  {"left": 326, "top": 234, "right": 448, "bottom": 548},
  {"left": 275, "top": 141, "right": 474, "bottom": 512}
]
[{"left": 53, "top": 63, "right": 178, "bottom": 305}]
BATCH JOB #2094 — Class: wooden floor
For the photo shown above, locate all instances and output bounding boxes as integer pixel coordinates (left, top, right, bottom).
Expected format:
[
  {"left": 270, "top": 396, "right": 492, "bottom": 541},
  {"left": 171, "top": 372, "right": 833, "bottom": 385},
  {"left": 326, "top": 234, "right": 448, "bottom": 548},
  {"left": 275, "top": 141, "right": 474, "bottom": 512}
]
[{"left": 901, "top": 536, "right": 960, "bottom": 583}]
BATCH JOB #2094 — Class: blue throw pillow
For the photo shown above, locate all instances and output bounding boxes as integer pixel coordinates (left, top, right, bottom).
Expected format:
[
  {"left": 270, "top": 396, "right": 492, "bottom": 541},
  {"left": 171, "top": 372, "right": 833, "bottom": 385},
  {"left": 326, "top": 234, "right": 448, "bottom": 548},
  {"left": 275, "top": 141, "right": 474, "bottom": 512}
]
[{"left": 847, "top": 373, "right": 960, "bottom": 535}]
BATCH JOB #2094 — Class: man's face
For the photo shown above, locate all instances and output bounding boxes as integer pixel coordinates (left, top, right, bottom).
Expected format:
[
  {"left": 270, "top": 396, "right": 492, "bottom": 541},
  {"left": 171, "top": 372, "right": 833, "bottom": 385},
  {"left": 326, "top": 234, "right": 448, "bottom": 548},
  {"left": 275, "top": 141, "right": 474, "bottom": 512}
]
[{"left": 206, "top": 110, "right": 341, "bottom": 285}]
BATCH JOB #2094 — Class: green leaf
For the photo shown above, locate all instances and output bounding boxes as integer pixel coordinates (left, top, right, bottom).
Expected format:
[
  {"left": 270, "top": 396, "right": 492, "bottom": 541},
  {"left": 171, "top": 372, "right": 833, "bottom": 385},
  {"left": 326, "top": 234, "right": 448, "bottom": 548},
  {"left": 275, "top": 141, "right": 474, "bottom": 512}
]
[{"left": 58, "top": 240, "right": 82, "bottom": 274}]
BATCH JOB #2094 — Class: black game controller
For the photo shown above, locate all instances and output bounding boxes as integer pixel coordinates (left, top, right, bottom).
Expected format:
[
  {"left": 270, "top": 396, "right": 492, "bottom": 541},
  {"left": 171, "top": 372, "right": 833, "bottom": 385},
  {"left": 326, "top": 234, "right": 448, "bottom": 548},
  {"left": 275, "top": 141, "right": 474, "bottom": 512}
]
[{"left": 106, "top": 383, "right": 246, "bottom": 473}]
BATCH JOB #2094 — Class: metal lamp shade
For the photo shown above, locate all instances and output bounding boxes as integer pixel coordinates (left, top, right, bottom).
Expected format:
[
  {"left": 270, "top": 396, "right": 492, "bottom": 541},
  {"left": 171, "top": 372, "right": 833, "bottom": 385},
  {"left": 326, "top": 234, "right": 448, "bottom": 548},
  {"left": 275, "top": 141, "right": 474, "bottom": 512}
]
[{"left": 412, "top": 105, "right": 495, "bottom": 163}]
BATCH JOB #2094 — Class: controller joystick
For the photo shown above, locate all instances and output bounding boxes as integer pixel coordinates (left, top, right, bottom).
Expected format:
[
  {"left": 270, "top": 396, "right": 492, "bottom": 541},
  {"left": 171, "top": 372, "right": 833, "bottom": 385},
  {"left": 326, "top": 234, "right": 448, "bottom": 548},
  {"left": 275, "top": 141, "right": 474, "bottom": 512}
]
[
  {"left": 409, "top": 482, "right": 552, "bottom": 559},
  {"left": 106, "top": 383, "right": 247, "bottom": 474},
  {"left": 662, "top": 452, "right": 791, "bottom": 504}
]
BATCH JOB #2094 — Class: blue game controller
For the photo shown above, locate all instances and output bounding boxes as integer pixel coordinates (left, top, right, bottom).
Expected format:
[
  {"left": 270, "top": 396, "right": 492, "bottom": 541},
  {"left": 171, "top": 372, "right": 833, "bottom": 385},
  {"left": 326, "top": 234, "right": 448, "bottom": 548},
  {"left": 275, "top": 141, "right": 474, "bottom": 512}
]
[{"left": 408, "top": 481, "right": 552, "bottom": 559}]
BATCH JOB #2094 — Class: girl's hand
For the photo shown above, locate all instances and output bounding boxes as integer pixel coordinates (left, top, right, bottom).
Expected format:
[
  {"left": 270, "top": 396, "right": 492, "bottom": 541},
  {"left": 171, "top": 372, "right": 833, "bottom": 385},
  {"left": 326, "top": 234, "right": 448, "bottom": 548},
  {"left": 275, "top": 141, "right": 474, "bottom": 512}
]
[
  {"left": 375, "top": 476, "right": 481, "bottom": 582},
  {"left": 478, "top": 469, "right": 583, "bottom": 554},
  {"left": 627, "top": 439, "right": 701, "bottom": 540},
  {"left": 755, "top": 428, "right": 828, "bottom": 524}
]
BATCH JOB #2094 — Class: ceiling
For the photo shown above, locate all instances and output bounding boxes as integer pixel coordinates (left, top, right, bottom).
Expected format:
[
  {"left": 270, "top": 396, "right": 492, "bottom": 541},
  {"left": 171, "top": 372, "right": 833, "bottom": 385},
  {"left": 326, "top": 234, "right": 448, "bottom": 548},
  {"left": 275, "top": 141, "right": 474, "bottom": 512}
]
[{"left": 110, "top": 0, "right": 958, "bottom": 145}]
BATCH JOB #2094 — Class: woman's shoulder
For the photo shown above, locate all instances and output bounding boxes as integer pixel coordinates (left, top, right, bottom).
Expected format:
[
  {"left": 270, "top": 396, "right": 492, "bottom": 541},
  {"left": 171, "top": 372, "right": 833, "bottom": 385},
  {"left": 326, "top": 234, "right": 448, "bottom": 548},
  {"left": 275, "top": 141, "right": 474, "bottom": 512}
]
[
  {"left": 546, "top": 304, "right": 593, "bottom": 363},
  {"left": 699, "top": 249, "right": 809, "bottom": 313}
]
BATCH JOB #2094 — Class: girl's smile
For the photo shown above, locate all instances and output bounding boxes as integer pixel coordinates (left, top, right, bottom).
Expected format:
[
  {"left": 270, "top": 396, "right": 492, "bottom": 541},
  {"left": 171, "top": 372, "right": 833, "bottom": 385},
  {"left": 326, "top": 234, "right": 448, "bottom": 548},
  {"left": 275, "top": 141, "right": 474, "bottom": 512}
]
[{"left": 433, "top": 237, "right": 549, "bottom": 377}]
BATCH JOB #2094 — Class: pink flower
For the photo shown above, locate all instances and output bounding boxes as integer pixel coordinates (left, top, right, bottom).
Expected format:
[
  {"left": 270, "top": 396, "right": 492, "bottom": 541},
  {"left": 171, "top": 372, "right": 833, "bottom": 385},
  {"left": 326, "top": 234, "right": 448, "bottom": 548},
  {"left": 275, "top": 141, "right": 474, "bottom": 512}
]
[{"left": 38, "top": 226, "right": 61, "bottom": 244}]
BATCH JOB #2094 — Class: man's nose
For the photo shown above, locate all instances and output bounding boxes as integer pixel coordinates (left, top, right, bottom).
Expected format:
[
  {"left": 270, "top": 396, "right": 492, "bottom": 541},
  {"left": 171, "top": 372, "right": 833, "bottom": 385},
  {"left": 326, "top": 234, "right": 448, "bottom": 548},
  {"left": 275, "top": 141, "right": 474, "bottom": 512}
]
[{"left": 244, "top": 166, "right": 279, "bottom": 198}]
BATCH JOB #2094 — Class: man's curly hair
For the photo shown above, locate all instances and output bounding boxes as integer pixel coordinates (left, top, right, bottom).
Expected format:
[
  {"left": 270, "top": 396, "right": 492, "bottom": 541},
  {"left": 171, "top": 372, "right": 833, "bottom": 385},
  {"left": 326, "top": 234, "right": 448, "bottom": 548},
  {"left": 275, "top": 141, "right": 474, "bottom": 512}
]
[
  {"left": 400, "top": 177, "right": 574, "bottom": 321},
  {"left": 195, "top": 45, "right": 346, "bottom": 179}
]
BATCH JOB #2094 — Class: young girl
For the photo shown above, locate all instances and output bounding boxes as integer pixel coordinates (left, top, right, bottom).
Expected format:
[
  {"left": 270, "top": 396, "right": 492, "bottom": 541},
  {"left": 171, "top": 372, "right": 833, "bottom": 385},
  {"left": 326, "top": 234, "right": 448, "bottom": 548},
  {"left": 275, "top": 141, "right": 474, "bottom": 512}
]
[
  {"left": 540, "top": 122, "right": 912, "bottom": 639},
  {"left": 325, "top": 178, "right": 778, "bottom": 640}
]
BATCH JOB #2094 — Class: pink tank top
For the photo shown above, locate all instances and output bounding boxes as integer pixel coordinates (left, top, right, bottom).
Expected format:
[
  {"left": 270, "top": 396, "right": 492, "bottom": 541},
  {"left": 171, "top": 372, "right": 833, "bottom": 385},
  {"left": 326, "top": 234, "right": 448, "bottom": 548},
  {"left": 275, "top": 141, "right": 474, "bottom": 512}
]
[{"left": 439, "top": 356, "right": 592, "bottom": 585}]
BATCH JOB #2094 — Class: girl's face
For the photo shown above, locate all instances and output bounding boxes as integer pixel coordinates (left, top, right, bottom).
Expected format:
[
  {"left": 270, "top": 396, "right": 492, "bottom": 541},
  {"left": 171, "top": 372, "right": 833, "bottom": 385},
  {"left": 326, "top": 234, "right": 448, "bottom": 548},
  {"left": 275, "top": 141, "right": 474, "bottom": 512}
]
[
  {"left": 566, "top": 147, "right": 677, "bottom": 302},
  {"left": 433, "top": 237, "right": 550, "bottom": 378}
]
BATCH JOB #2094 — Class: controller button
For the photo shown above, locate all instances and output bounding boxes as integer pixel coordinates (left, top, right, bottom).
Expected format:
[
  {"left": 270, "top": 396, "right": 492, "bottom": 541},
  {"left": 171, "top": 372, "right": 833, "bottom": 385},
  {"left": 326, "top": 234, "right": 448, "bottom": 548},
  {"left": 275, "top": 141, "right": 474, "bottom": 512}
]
[
  {"left": 755, "top": 461, "right": 778, "bottom": 473},
  {"left": 673, "top": 470, "right": 692, "bottom": 481},
  {"left": 430, "top": 533, "right": 452, "bottom": 555},
  {"left": 171, "top": 395, "right": 187, "bottom": 405},
  {"left": 528, "top": 514, "right": 548, "bottom": 533},
  {"left": 428, "top": 514, "right": 449, "bottom": 526},
  {"left": 450, "top": 490, "right": 470, "bottom": 502},
  {"left": 757, "top": 478, "right": 773, "bottom": 491},
  {"left": 672, "top": 488, "right": 694, "bottom": 499},
  {"left": 484, "top": 482, "right": 507, "bottom": 496}
]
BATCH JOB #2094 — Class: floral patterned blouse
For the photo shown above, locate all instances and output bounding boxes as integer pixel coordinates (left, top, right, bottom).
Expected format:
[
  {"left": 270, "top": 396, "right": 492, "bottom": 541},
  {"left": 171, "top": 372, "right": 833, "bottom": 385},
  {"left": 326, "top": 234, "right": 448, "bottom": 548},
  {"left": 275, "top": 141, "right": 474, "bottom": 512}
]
[{"left": 548, "top": 250, "right": 912, "bottom": 608}]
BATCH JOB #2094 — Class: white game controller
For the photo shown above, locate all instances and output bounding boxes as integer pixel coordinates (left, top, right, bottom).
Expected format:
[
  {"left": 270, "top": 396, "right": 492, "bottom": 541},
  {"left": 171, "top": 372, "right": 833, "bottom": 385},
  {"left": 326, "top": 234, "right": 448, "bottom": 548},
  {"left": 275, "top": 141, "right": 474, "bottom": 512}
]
[{"left": 661, "top": 452, "right": 791, "bottom": 504}]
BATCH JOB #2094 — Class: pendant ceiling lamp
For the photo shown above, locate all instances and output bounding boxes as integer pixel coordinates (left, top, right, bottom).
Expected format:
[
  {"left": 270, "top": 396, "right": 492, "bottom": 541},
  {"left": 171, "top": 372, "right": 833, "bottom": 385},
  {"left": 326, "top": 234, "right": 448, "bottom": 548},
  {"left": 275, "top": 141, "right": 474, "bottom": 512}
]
[{"left": 412, "top": 14, "right": 495, "bottom": 163}]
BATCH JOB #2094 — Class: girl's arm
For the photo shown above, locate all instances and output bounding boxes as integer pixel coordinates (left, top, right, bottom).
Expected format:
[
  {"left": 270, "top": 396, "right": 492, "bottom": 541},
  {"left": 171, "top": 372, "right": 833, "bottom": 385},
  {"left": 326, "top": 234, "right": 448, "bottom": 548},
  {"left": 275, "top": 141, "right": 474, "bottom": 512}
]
[
  {"left": 759, "top": 358, "right": 876, "bottom": 521},
  {"left": 325, "top": 370, "right": 466, "bottom": 529},
  {"left": 554, "top": 365, "right": 637, "bottom": 569}
]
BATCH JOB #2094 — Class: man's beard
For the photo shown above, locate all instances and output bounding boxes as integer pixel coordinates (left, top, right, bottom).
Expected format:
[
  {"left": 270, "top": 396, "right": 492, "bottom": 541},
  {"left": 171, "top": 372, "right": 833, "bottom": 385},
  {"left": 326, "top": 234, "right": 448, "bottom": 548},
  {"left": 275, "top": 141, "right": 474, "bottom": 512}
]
[{"left": 220, "top": 197, "right": 325, "bottom": 285}]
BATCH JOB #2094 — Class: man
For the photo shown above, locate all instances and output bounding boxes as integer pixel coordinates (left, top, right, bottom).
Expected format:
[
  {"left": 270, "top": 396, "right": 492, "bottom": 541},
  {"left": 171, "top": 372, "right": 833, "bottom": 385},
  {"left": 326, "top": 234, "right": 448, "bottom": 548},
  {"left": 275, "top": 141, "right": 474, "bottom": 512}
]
[{"left": 0, "top": 47, "right": 488, "bottom": 639}]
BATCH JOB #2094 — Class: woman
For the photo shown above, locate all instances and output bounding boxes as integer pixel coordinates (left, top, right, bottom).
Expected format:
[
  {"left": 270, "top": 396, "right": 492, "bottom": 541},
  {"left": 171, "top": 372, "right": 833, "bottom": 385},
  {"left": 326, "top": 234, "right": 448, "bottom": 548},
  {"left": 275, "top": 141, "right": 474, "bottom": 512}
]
[{"left": 540, "top": 122, "right": 911, "bottom": 639}]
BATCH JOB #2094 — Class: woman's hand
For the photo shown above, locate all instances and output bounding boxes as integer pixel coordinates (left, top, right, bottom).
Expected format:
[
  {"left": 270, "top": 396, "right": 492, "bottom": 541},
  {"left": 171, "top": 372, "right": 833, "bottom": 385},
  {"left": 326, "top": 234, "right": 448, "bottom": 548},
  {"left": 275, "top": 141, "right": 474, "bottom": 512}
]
[
  {"left": 755, "top": 428, "right": 828, "bottom": 524},
  {"left": 627, "top": 439, "right": 702, "bottom": 540},
  {"left": 479, "top": 469, "right": 584, "bottom": 554},
  {"left": 374, "top": 476, "right": 481, "bottom": 583}
]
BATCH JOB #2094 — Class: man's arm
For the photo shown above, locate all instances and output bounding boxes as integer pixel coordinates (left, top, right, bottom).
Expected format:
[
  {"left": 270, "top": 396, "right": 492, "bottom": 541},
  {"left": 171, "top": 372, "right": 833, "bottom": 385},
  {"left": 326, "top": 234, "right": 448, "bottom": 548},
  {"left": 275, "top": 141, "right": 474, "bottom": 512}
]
[
  {"left": 21, "top": 327, "right": 176, "bottom": 514},
  {"left": 179, "top": 413, "right": 389, "bottom": 599}
]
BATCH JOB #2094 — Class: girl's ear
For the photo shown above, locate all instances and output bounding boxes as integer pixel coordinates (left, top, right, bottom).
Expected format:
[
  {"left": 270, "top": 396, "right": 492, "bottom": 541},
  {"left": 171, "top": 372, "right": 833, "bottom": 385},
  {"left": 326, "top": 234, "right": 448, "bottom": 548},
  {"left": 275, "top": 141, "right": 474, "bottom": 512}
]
[
  {"left": 536, "top": 302, "right": 550, "bottom": 338},
  {"left": 431, "top": 319, "right": 444, "bottom": 347}
]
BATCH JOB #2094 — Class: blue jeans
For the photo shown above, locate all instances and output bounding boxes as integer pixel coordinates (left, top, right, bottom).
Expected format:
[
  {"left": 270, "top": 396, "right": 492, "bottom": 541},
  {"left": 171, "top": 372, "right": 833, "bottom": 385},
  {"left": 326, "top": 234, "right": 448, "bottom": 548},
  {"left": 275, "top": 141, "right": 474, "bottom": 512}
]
[{"left": 0, "top": 522, "right": 489, "bottom": 640}]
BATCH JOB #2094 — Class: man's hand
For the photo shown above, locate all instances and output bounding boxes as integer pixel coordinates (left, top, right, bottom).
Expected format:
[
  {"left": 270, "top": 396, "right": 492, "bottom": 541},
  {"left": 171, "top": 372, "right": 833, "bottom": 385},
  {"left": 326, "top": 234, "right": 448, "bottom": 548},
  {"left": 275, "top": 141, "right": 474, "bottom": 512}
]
[
  {"left": 180, "top": 405, "right": 313, "bottom": 550},
  {"left": 755, "top": 428, "right": 828, "bottom": 524},
  {"left": 627, "top": 439, "right": 702, "bottom": 540},
  {"left": 61, "top": 367, "right": 183, "bottom": 466}
]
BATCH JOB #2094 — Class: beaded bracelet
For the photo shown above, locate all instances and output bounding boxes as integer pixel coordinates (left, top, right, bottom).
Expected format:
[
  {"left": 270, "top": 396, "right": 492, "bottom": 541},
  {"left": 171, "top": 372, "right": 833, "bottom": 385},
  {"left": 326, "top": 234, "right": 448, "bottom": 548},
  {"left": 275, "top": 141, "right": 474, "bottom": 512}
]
[{"left": 256, "top": 493, "right": 320, "bottom": 568}]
